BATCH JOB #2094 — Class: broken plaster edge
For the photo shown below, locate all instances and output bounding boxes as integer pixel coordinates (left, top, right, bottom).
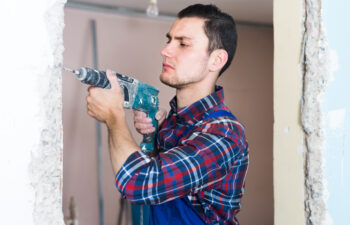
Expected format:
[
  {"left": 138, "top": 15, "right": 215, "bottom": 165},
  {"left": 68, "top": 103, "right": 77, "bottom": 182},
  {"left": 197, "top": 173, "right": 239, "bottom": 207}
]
[{"left": 300, "top": 0, "right": 333, "bottom": 224}]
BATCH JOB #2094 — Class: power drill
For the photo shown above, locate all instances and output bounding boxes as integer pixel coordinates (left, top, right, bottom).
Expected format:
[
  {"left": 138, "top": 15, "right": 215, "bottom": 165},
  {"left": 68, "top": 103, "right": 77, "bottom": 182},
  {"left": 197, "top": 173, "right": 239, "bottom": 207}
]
[{"left": 63, "top": 66, "right": 159, "bottom": 154}]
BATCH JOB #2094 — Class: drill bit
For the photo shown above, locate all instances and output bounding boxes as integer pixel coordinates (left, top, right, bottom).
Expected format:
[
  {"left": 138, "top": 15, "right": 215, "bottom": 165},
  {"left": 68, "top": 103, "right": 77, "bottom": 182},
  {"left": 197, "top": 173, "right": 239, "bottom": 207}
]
[{"left": 62, "top": 66, "right": 80, "bottom": 75}]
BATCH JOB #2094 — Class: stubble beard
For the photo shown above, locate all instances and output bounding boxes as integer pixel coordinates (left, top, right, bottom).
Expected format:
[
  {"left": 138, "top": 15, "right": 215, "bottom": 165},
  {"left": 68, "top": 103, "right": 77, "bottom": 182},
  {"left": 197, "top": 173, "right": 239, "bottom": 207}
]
[
  {"left": 160, "top": 63, "right": 208, "bottom": 89},
  {"left": 160, "top": 75, "right": 182, "bottom": 88},
  {"left": 160, "top": 72, "right": 193, "bottom": 89}
]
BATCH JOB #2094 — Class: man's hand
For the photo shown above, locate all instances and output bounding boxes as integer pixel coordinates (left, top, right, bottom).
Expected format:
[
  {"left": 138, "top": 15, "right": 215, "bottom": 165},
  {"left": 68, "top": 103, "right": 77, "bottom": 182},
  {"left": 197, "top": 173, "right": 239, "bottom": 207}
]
[
  {"left": 86, "top": 69, "right": 124, "bottom": 125},
  {"left": 87, "top": 69, "right": 139, "bottom": 174},
  {"left": 133, "top": 109, "right": 167, "bottom": 134}
]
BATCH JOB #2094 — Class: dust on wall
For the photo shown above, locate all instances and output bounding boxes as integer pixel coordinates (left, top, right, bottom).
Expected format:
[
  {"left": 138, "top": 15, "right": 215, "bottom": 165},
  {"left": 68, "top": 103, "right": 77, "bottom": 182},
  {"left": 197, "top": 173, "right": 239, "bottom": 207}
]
[{"left": 301, "top": 0, "right": 332, "bottom": 224}]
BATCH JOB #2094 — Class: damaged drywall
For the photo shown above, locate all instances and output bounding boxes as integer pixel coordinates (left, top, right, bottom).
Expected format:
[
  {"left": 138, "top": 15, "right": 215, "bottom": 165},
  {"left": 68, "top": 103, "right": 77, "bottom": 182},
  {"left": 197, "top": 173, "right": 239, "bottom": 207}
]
[
  {"left": 0, "top": 1, "right": 66, "bottom": 225},
  {"left": 301, "top": 0, "right": 332, "bottom": 224}
]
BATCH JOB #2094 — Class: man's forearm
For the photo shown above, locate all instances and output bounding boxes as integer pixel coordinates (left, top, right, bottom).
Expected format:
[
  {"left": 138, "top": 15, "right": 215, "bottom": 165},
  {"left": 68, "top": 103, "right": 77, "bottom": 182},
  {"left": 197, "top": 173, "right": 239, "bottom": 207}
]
[{"left": 107, "top": 111, "right": 140, "bottom": 175}]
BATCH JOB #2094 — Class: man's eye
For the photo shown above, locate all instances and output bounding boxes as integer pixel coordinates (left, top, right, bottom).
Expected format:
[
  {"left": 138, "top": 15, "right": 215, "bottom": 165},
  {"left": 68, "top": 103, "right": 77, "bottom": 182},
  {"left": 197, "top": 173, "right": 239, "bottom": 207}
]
[{"left": 180, "top": 43, "right": 188, "bottom": 47}]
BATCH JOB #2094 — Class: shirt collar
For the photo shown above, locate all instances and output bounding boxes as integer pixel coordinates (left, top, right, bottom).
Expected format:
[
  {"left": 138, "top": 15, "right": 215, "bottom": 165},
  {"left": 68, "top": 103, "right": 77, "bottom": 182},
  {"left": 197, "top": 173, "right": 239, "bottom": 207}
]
[{"left": 169, "top": 86, "right": 224, "bottom": 124}]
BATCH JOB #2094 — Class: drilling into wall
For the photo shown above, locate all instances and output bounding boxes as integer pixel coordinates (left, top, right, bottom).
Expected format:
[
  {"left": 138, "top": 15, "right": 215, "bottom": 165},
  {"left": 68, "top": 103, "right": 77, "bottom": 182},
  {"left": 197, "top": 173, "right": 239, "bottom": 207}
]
[{"left": 63, "top": 66, "right": 159, "bottom": 154}]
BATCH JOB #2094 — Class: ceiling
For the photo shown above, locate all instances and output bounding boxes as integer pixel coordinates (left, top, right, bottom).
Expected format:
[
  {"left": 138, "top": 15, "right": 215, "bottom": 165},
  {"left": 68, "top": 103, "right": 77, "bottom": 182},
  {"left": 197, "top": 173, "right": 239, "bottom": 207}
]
[{"left": 69, "top": 0, "right": 273, "bottom": 25}]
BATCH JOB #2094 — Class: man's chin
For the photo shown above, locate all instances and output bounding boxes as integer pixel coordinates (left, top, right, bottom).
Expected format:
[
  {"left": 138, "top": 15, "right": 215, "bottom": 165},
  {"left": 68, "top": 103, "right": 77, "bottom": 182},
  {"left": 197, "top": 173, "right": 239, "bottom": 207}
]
[
  {"left": 160, "top": 75, "right": 180, "bottom": 88},
  {"left": 160, "top": 77, "right": 175, "bottom": 88}
]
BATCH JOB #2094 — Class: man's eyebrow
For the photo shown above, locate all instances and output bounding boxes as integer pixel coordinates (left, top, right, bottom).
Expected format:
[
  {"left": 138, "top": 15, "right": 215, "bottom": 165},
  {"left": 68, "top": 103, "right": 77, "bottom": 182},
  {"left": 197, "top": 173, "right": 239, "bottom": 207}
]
[{"left": 166, "top": 33, "right": 192, "bottom": 40}]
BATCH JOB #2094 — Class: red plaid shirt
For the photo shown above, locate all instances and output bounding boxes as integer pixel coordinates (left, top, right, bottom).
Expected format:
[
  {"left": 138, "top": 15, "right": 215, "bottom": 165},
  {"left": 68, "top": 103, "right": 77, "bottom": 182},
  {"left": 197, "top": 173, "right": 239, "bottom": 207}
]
[{"left": 116, "top": 86, "right": 249, "bottom": 224}]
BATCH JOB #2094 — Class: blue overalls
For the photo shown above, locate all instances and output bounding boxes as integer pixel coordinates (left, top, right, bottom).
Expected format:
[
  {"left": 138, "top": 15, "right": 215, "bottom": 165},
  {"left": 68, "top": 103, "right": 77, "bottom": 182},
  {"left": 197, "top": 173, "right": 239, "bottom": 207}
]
[{"left": 150, "top": 197, "right": 207, "bottom": 225}]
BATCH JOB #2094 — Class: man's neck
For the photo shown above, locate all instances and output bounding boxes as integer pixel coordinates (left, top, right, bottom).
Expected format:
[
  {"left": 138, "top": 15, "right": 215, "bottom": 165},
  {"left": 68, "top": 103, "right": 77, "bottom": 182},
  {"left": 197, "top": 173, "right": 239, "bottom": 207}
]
[{"left": 176, "top": 83, "right": 216, "bottom": 108}]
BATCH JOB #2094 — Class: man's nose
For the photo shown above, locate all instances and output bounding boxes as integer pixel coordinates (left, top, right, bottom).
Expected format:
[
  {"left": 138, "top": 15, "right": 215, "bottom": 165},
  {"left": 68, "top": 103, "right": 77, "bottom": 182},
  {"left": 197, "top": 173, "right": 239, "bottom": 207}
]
[{"left": 161, "top": 43, "right": 173, "bottom": 58}]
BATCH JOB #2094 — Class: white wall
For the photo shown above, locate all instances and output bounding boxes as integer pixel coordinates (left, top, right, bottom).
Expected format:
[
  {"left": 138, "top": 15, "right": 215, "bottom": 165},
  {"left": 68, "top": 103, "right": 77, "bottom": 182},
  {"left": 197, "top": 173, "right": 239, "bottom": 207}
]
[
  {"left": 0, "top": 1, "right": 66, "bottom": 225},
  {"left": 273, "top": 0, "right": 305, "bottom": 224}
]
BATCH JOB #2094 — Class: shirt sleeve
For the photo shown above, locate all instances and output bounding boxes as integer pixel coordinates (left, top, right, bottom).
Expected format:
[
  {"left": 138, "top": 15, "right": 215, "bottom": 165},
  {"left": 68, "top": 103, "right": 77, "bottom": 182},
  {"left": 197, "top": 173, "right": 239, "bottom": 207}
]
[{"left": 115, "top": 119, "right": 247, "bottom": 205}]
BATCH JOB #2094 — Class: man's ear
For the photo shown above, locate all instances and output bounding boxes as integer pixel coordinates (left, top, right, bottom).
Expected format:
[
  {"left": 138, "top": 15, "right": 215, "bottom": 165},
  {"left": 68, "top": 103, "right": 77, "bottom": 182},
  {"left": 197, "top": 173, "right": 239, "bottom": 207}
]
[{"left": 208, "top": 49, "right": 228, "bottom": 73}]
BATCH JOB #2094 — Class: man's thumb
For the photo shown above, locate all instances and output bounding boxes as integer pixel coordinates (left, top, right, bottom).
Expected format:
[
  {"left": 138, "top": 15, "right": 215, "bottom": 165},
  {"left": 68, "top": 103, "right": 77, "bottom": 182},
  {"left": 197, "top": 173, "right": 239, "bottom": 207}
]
[{"left": 106, "top": 69, "right": 119, "bottom": 89}]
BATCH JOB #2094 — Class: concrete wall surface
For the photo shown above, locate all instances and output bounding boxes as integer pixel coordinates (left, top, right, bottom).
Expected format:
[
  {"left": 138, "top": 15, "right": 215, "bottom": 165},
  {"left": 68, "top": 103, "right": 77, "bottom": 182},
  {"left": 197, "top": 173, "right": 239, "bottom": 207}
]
[
  {"left": 0, "top": 1, "right": 66, "bottom": 225},
  {"left": 322, "top": 0, "right": 350, "bottom": 224},
  {"left": 62, "top": 7, "right": 273, "bottom": 225}
]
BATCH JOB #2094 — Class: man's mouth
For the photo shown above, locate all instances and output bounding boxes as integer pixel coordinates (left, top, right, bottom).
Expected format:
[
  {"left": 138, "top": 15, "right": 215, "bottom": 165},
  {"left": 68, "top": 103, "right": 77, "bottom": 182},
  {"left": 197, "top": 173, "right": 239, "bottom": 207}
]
[{"left": 163, "top": 63, "right": 175, "bottom": 70}]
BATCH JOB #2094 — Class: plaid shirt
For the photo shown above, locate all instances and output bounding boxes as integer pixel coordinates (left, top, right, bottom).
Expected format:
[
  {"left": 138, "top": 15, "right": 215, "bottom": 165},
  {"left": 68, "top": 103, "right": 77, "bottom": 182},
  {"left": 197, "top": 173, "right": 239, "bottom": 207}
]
[{"left": 115, "top": 86, "right": 249, "bottom": 225}]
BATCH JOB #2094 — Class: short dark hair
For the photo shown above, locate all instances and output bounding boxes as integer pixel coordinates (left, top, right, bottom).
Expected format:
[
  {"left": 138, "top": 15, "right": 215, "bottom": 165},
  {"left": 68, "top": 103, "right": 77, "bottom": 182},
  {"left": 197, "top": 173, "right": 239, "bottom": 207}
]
[{"left": 178, "top": 4, "right": 237, "bottom": 76}]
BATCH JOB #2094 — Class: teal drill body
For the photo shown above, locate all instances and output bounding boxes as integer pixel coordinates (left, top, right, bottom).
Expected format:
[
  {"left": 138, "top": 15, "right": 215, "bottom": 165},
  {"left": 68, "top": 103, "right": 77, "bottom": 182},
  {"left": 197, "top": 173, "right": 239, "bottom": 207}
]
[
  {"left": 64, "top": 67, "right": 159, "bottom": 154},
  {"left": 132, "top": 82, "right": 159, "bottom": 152}
]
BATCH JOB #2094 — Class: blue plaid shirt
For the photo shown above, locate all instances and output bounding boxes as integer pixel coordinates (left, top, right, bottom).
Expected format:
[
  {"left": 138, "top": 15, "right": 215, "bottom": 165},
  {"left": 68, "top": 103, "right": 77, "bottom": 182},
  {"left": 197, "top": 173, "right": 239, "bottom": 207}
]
[{"left": 116, "top": 86, "right": 249, "bottom": 224}]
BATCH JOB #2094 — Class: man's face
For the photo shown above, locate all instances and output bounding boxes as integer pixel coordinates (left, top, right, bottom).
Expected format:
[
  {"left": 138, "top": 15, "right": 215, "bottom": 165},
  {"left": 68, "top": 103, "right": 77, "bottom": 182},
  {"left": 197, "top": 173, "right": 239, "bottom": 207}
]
[{"left": 160, "top": 17, "right": 211, "bottom": 88}]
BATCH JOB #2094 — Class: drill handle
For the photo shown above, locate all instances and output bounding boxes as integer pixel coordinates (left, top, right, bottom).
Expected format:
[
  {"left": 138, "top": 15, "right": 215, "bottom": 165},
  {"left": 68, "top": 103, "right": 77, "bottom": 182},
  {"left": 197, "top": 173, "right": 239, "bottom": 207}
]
[{"left": 139, "top": 110, "right": 158, "bottom": 154}]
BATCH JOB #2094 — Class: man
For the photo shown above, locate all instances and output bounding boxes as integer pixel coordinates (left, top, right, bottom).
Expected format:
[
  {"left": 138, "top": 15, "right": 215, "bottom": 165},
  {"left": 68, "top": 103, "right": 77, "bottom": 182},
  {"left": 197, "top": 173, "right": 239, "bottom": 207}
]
[{"left": 86, "top": 4, "right": 249, "bottom": 225}]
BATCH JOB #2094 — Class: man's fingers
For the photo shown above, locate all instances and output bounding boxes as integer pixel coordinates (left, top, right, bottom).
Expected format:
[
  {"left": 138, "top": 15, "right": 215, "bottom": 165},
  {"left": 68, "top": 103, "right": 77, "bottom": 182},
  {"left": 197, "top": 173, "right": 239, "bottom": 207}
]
[
  {"left": 138, "top": 127, "right": 156, "bottom": 134},
  {"left": 134, "top": 122, "right": 153, "bottom": 130},
  {"left": 87, "top": 85, "right": 97, "bottom": 94},
  {"left": 133, "top": 109, "right": 154, "bottom": 134},
  {"left": 134, "top": 116, "right": 152, "bottom": 124},
  {"left": 133, "top": 109, "right": 166, "bottom": 135},
  {"left": 134, "top": 116, "right": 153, "bottom": 130},
  {"left": 133, "top": 109, "right": 147, "bottom": 118}
]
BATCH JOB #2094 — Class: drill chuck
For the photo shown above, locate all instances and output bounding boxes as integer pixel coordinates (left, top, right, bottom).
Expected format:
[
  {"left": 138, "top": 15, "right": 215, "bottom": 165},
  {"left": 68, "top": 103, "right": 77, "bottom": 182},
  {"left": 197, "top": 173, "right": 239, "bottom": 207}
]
[{"left": 75, "top": 67, "right": 133, "bottom": 89}]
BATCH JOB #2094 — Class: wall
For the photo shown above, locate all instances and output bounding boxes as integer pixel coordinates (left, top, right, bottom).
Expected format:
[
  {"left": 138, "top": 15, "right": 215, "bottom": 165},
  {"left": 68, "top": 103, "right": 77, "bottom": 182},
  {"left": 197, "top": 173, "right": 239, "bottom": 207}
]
[
  {"left": 273, "top": 0, "right": 305, "bottom": 224},
  {"left": 63, "top": 7, "right": 273, "bottom": 225},
  {"left": 0, "top": 1, "right": 65, "bottom": 225},
  {"left": 322, "top": 0, "right": 350, "bottom": 224},
  {"left": 218, "top": 27, "right": 274, "bottom": 225}
]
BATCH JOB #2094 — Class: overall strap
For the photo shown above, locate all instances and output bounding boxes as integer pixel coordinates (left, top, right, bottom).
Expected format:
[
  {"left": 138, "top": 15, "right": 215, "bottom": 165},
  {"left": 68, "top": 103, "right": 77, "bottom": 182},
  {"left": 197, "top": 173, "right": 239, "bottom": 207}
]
[{"left": 204, "top": 109, "right": 237, "bottom": 120}]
